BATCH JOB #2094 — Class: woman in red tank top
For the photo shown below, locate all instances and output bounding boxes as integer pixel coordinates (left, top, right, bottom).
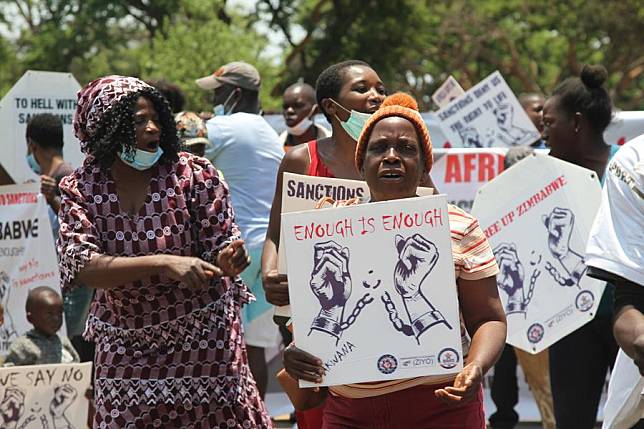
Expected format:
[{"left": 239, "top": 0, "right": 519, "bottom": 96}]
[{"left": 262, "top": 61, "right": 386, "bottom": 429}]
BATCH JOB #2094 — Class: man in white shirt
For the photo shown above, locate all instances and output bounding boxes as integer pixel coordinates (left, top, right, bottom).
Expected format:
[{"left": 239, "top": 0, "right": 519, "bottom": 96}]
[
  {"left": 586, "top": 135, "right": 644, "bottom": 429},
  {"left": 197, "top": 62, "right": 283, "bottom": 399}
]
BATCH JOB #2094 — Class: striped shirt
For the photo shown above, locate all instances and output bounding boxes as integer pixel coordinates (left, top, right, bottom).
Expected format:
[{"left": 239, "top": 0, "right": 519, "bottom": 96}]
[{"left": 329, "top": 203, "right": 499, "bottom": 399}]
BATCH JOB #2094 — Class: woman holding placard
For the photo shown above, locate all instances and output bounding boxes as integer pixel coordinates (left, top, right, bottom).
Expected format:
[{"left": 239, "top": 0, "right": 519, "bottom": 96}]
[
  {"left": 57, "top": 76, "right": 271, "bottom": 428},
  {"left": 282, "top": 93, "right": 507, "bottom": 428},
  {"left": 541, "top": 64, "right": 618, "bottom": 429}
]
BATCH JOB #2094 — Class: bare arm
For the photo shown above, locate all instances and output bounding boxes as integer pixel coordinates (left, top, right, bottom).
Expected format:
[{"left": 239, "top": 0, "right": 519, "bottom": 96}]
[
  {"left": 435, "top": 275, "right": 506, "bottom": 404},
  {"left": 77, "top": 254, "right": 221, "bottom": 290},
  {"left": 459, "top": 275, "right": 507, "bottom": 373},
  {"left": 262, "top": 146, "right": 309, "bottom": 305},
  {"left": 614, "top": 305, "right": 644, "bottom": 358}
]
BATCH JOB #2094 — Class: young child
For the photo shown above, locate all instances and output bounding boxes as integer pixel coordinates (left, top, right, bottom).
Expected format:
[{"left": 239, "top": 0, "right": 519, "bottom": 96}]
[{"left": 4, "top": 286, "right": 79, "bottom": 366}]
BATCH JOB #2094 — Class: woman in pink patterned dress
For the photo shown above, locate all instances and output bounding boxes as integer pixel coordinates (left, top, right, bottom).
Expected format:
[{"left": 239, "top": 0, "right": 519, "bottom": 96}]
[{"left": 57, "top": 76, "right": 272, "bottom": 428}]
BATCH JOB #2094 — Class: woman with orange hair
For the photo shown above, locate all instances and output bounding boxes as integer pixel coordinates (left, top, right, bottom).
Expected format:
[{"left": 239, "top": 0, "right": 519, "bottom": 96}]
[{"left": 283, "top": 93, "right": 507, "bottom": 428}]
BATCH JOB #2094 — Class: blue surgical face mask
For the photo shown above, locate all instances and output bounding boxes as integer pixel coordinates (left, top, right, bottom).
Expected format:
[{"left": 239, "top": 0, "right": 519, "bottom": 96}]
[
  {"left": 26, "top": 153, "right": 41, "bottom": 174},
  {"left": 118, "top": 146, "right": 164, "bottom": 171},
  {"left": 213, "top": 90, "right": 238, "bottom": 116},
  {"left": 330, "top": 99, "right": 372, "bottom": 141}
]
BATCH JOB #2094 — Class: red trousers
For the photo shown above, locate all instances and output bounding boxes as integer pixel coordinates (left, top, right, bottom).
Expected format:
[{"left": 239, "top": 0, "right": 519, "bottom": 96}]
[
  {"left": 322, "top": 384, "right": 485, "bottom": 429},
  {"left": 296, "top": 406, "right": 325, "bottom": 429}
]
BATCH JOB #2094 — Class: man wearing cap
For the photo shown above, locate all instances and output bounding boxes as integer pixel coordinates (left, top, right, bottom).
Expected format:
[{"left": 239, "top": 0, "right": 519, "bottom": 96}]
[{"left": 197, "top": 61, "right": 283, "bottom": 399}]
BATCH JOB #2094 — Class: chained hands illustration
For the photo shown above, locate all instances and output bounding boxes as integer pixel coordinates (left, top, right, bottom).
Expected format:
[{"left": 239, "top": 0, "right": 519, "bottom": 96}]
[
  {"left": 493, "top": 243, "right": 530, "bottom": 315},
  {"left": 542, "top": 207, "right": 586, "bottom": 287},
  {"left": 309, "top": 241, "right": 352, "bottom": 341},
  {"left": 543, "top": 207, "right": 575, "bottom": 260},
  {"left": 50, "top": 384, "right": 77, "bottom": 429},
  {"left": 0, "top": 388, "right": 25, "bottom": 429},
  {"left": 388, "top": 234, "right": 449, "bottom": 341},
  {"left": 393, "top": 234, "right": 439, "bottom": 300}
]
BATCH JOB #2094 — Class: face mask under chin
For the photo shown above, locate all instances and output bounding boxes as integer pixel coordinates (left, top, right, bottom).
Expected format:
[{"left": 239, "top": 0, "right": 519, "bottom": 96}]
[{"left": 118, "top": 145, "right": 164, "bottom": 171}]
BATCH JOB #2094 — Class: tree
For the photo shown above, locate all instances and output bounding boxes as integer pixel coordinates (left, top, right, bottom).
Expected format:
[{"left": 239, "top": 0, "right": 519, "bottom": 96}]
[
  {"left": 139, "top": 0, "right": 279, "bottom": 112},
  {"left": 258, "top": 0, "right": 644, "bottom": 110}
]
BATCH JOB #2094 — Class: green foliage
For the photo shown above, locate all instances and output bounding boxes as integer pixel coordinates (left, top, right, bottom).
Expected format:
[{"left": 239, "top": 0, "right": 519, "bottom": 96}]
[
  {"left": 139, "top": 0, "right": 279, "bottom": 112},
  {"left": 0, "top": 0, "right": 642, "bottom": 110}
]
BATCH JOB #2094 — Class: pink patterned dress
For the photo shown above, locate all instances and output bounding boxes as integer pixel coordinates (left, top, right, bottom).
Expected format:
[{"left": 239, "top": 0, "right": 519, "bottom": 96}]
[{"left": 58, "top": 153, "right": 272, "bottom": 428}]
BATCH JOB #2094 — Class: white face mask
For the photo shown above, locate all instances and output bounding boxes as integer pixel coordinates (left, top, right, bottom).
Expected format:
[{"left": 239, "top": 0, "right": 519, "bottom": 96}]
[
  {"left": 286, "top": 116, "right": 314, "bottom": 136},
  {"left": 213, "top": 90, "right": 238, "bottom": 116},
  {"left": 119, "top": 146, "right": 164, "bottom": 171}
]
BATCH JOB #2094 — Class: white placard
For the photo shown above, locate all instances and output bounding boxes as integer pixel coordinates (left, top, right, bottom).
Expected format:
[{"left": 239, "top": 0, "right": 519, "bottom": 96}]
[
  {"left": 0, "top": 183, "right": 64, "bottom": 355},
  {"left": 0, "top": 362, "right": 92, "bottom": 428},
  {"left": 276, "top": 173, "right": 433, "bottom": 318},
  {"left": 432, "top": 75, "right": 465, "bottom": 109},
  {"left": 435, "top": 71, "right": 540, "bottom": 148},
  {"left": 432, "top": 148, "right": 507, "bottom": 212},
  {"left": 0, "top": 71, "right": 83, "bottom": 184},
  {"left": 282, "top": 195, "right": 462, "bottom": 386},
  {"left": 472, "top": 154, "right": 605, "bottom": 354}
]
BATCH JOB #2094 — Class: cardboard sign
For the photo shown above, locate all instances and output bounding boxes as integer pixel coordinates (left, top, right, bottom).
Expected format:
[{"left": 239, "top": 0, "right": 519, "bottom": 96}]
[
  {"left": 435, "top": 71, "right": 540, "bottom": 148},
  {"left": 432, "top": 148, "right": 507, "bottom": 212},
  {"left": 0, "top": 183, "right": 64, "bottom": 355},
  {"left": 276, "top": 173, "right": 432, "bottom": 319},
  {"left": 432, "top": 76, "right": 465, "bottom": 109},
  {"left": 282, "top": 195, "right": 462, "bottom": 386},
  {"left": 0, "top": 71, "right": 83, "bottom": 184},
  {"left": 472, "top": 154, "right": 605, "bottom": 354},
  {"left": 0, "top": 362, "right": 91, "bottom": 428}
]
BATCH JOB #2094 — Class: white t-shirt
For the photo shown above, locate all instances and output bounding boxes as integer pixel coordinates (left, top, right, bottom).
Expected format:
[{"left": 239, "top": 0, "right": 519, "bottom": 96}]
[
  {"left": 585, "top": 135, "right": 644, "bottom": 286},
  {"left": 205, "top": 112, "right": 283, "bottom": 250}
]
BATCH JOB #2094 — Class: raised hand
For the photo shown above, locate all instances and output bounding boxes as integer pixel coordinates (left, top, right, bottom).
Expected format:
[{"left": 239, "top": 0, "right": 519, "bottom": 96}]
[
  {"left": 393, "top": 234, "right": 439, "bottom": 299},
  {"left": 216, "top": 240, "right": 251, "bottom": 277},
  {"left": 0, "top": 387, "right": 25, "bottom": 429},
  {"left": 543, "top": 207, "right": 575, "bottom": 260},
  {"left": 493, "top": 243, "right": 528, "bottom": 314},
  {"left": 40, "top": 175, "right": 58, "bottom": 205}
]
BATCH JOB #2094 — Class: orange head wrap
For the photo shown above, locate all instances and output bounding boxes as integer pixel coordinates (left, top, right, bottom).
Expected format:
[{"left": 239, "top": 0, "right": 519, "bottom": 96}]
[{"left": 355, "top": 92, "right": 433, "bottom": 173}]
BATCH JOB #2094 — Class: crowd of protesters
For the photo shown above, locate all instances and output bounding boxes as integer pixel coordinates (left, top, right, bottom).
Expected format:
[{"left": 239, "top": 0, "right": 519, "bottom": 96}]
[{"left": 0, "top": 58, "right": 641, "bottom": 429}]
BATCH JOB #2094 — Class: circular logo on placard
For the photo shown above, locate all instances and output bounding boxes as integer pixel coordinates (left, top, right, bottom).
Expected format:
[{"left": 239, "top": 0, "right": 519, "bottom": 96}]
[
  {"left": 575, "top": 290, "right": 595, "bottom": 312},
  {"left": 377, "top": 354, "right": 398, "bottom": 374},
  {"left": 438, "top": 348, "right": 460, "bottom": 369},
  {"left": 527, "top": 323, "right": 545, "bottom": 344}
]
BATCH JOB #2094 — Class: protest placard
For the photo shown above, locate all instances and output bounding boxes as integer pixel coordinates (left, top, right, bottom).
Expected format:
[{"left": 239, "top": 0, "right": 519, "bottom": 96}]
[
  {"left": 275, "top": 173, "right": 433, "bottom": 319},
  {"left": 432, "top": 148, "right": 507, "bottom": 212},
  {"left": 0, "top": 183, "right": 64, "bottom": 355},
  {"left": 472, "top": 154, "right": 605, "bottom": 354},
  {"left": 0, "top": 71, "right": 83, "bottom": 184},
  {"left": 432, "top": 75, "right": 465, "bottom": 109},
  {"left": 435, "top": 71, "right": 540, "bottom": 148},
  {"left": 0, "top": 362, "right": 92, "bottom": 429},
  {"left": 282, "top": 195, "right": 462, "bottom": 386}
]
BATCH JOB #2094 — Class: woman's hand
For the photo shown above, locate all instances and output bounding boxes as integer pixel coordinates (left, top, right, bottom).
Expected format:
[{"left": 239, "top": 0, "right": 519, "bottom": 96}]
[
  {"left": 163, "top": 255, "right": 222, "bottom": 288},
  {"left": 434, "top": 362, "right": 482, "bottom": 405},
  {"left": 262, "top": 270, "right": 290, "bottom": 306},
  {"left": 216, "top": 240, "right": 251, "bottom": 277},
  {"left": 283, "top": 343, "right": 325, "bottom": 384}
]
